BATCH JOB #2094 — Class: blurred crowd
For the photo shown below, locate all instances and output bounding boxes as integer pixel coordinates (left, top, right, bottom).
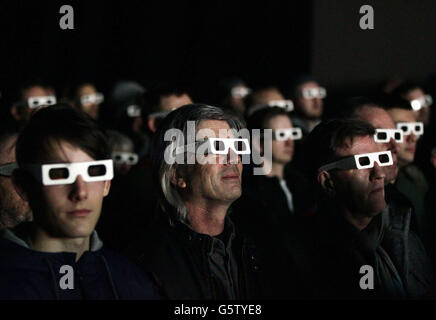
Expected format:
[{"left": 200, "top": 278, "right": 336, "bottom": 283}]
[{"left": 0, "top": 74, "right": 435, "bottom": 299}]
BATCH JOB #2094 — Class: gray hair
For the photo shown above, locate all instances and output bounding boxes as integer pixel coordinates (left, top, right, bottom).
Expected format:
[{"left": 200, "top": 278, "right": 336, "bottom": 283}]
[{"left": 151, "top": 103, "right": 245, "bottom": 224}]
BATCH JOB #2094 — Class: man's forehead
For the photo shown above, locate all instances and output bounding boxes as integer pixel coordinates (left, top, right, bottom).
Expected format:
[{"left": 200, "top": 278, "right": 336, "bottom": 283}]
[
  {"left": 23, "top": 86, "right": 49, "bottom": 99},
  {"left": 358, "top": 106, "right": 395, "bottom": 129},
  {"left": 299, "top": 81, "right": 319, "bottom": 90},
  {"left": 388, "top": 108, "right": 415, "bottom": 122},
  {"left": 42, "top": 139, "right": 95, "bottom": 164},
  {"left": 336, "top": 135, "right": 378, "bottom": 157},
  {"left": 196, "top": 120, "right": 234, "bottom": 139}
]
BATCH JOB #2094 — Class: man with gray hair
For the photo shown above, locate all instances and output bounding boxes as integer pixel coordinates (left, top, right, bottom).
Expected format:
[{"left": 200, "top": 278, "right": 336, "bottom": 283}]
[{"left": 127, "top": 104, "right": 265, "bottom": 299}]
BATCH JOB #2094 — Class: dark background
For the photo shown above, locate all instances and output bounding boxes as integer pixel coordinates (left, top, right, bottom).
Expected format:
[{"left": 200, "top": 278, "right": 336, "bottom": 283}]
[{"left": 1, "top": 0, "right": 435, "bottom": 106}]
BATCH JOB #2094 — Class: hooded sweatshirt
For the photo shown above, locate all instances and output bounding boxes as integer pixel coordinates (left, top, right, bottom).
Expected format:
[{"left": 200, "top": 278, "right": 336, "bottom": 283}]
[{"left": 0, "top": 223, "right": 159, "bottom": 300}]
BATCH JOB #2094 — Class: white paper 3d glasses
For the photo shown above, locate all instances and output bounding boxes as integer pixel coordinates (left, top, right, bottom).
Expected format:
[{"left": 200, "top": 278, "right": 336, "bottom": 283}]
[
  {"left": 25, "top": 160, "right": 113, "bottom": 186},
  {"left": 318, "top": 151, "right": 393, "bottom": 172},
  {"left": 112, "top": 152, "right": 138, "bottom": 165},
  {"left": 374, "top": 129, "right": 403, "bottom": 143},
  {"left": 80, "top": 93, "right": 104, "bottom": 105},
  {"left": 248, "top": 100, "right": 294, "bottom": 116},
  {"left": 301, "top": 87, "right": 327, "bottom": 99},
  {"left": 27, "top": 96, "right": 57, "bottom": 109},
  {"left": 273, "top": 128, "right": 303, "bottom": 141},
  {"left": 175, "top": 138, "right": 251, "bottom": 156},
  {"left": 410, "top": 95, "right": 432, "bottom": 111},
  {"left": 396, "top": 122, "right": 424, "bottom": 136}
]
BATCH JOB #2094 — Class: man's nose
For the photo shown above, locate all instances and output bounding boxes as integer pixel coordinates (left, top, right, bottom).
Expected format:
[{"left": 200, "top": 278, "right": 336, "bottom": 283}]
[
  {"left": 371, "top": 162, "right": 385, "bottom": 180},
  {"left": 408, "top": 132, "right": 418, "bottom": 143},
  {"left": 226, "top": 148, "right": 241, "bottom": 165},
  {"left": 69, "top": 175, "right": 88, "bottom": 201},
  {"left": 388, "top": 138, "right": 399, "bottom": 154}
]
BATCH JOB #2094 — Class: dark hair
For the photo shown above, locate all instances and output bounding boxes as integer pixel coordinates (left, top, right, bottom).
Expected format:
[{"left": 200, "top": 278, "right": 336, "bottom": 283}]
[
  {"left": 391, "top": 82, "right": 422, "bottom": 97},
  {"left": 16, "top": 104, "right": 110, "bottom": 166},
  {"left": 303, "top": 118, "right": 375, "bottom": 179},
  {"left": 382, "top": 94, "right": 414, "bottom": 111},
  {"left": 145, "top": 82, "right": 191, "bottom": 114},
  {"left": 339, "top": 96, "right": 385, "bottom": 119},
  {"left": 246, "top": 107, "right": 290, "bottom": 131}
]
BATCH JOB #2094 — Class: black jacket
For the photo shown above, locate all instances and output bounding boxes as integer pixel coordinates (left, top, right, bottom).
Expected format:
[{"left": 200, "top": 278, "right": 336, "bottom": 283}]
[
  {"left": 0, "top": 224, "right": 160, "bottom": 300},
  {"left": 287, "top": 202, "right": 433, "bottom": 299},
  {"left": 127, "top": 214, "right": 265, "bottom": 300}
]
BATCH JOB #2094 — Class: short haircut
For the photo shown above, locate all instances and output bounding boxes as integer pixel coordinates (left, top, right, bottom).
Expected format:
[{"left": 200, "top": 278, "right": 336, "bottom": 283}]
[
  {"left": 382, "top": 94, "right": 414, "bottom": 111},
  {"left": 246, "top": 107, "right": 290, "bottom": 131},
  {"left": 339, "top": 96, "right": 385, "bottom": 119},
  {"left": 151, "top": 103, "right": 245, "bottom": 224},
  {"left": 303, "top": 118, "right": 375, "bottom": 179},
  {"left": 391, "top": 82, "right": 422, "bottom": 97},
  {"left": 16, "top": 104, "right": 110, "bottom": 167},
  {"left": 145, "top": 83, "right": 191, "bottom": 114}
]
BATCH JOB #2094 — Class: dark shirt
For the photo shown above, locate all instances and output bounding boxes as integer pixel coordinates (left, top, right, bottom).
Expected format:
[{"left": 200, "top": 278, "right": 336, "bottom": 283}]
[{"left": 208, "top": 220, "right": 239, "bottom": 299}]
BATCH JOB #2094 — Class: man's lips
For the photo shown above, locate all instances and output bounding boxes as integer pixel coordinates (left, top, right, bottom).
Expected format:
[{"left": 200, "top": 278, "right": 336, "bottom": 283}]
[
  {"left": 370, "top": 187, "right": 384, "bottom": 194},
  {"left": 222, "top": 173, "right": 240, "bottom": 181},
  {"left": 67, "top": 209, "right": 91, "bottom": 217}
]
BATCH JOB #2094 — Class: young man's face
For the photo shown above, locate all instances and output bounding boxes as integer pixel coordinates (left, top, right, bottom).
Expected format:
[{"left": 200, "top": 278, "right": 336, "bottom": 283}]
[
  {"left": 387, "top": 108, "right": 419, "bottom": 167},
  {"left": 295, "top": 81, "right": 324, "bottom": 120},
  {"left": 266, "top": 114, "right": 295, "bottom": 165},
  {"left": 28, "top": 141, "right": 110, "bottom": 238},
  {"left": 330, "top": 135, "right": 387, "bottom": 217}
]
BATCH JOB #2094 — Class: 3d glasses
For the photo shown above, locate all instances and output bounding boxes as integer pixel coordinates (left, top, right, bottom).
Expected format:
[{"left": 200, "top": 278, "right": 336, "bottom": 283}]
[
  {"left": 175, "top": 138, "right": 251, "bottom": 156},
  {"left": 374, "top": 129, "right": 403, "bottom": 143},
  {"left": 410, "top": 95, "right": 432, "bottom": 111},
  {"left": 396, "top": 122, "right": 424, "bottom": 136},
  {"left": 80, "top": 93, "right": 104, "bottom": 105},
  {"left": 248, "top": 100, "right": 294, "bottom": 116},
  {"left": 318, "top": 151, "right": 393, "bottom": 172},
  {"left": 301, "top": 87, "right": 327, "bottom": 99},
  {"left": 27, "top": 96, "right": 57, "bottom": 109},
  {"left": 112, "top": 152, "right": 138, "bottom": 165},
  {"left": 25, "top": 160, "right": 113, "bottom": 186},
  {"left": 126, "top": 104, "right": 141, "bottom": 117},
  {"left": 231, "top": 86, "right": 252, "bottom": 99},
  {"left": 273, "top": 128, "right": 303, "bottom": 141},
  {"left": 0, "top": 162, "right": 18, "bottom": 177}
]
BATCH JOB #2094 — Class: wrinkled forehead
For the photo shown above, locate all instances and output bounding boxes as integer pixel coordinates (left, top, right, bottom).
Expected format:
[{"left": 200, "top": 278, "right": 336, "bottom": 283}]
[
  {"left": 335, "top": 135, "right": 378, "bottom": 158},
  {"left": 195, "top": 119, "right": 235, "bottom": 140}
]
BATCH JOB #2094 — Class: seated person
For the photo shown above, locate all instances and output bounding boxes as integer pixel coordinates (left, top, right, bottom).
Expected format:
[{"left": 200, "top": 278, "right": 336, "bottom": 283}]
[
  {"left": 0, "top": 105, "right": 159, "bottom": 300},
  {"left": 288, "top": 118, "right": 432, "bottom": 299}
]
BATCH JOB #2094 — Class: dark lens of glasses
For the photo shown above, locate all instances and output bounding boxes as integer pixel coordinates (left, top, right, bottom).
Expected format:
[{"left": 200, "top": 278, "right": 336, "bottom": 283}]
[
  {"left": 235, "top": 141, "right": 246, "bottom": 152},
  {"left": 49, "top": 168, "right": 69, "bottom": 180},
  {"left": 379, "top": 154, "right": 389, "bottom": 163},
  {"left": 114, "top": 155, "right": 122, "bottom": 161},
  {"left": 394, "top": 132, "right": 401, "bottom": 140},
  {"left": 401, "top": 126, "right": 408, "bottom": 132},
  {"left": 88, "top": 165, "right": 106, "bottom": 177},
  {"left": 415, "top": 125, "right": 421, "bottom": 132},
  {"left": 377, "top": 132, "right": 387, "bottom": 140},
  {"left": 128, "top": 156, "right": 135, "bottom": 162},
  {"left": 358, "top": 156, "right": 370, "bottom": 166},
  {"left": 32, "top": 101, "right": 39, "bottom": 106},
  {"left": 214, "top": 140, "right": 225, "bottom": 151}
]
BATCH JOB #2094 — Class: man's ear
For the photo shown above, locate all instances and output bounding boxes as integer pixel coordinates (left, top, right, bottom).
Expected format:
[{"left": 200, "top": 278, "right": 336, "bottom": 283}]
[
  {"left": 169, "top": 166, "right": 187, "bottom": 189},
  {"left": 10, "top": 104, "right": 21, "bottom": 121},
  {"left": 318, "top": 170, "right": 335, "bottom": 197},
  {"left": 103, "top": 180, "right": 111, "bottom": 197},
  {"left": 147, "top": 117, "right": 157, "bottom": 133},
  {"left": 12, "top": 169, "right": 30, "bottom": 202}
]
